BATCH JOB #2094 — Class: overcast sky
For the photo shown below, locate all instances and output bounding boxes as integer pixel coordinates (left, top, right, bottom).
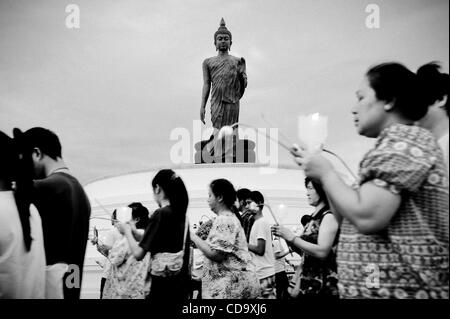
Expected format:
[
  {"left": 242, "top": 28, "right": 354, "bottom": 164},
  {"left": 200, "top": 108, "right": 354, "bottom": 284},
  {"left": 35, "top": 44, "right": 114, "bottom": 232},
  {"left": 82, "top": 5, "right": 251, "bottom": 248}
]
[{"left": 1, "top": 0, "right": 448, "bottom": 184}]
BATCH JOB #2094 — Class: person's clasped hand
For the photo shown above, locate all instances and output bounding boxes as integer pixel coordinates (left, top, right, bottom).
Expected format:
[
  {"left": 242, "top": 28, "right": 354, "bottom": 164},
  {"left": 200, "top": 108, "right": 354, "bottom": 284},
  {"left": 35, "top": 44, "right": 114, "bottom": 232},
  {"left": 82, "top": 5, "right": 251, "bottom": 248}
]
[
  {"left": 290, "top": 143, "right": 334, "bottom": 181},
  {"left": 116, "top": 222, "right": 131, "bottom": 235},
  {"left": 271, "top": 225, "right": 296, "bottom": 243}
]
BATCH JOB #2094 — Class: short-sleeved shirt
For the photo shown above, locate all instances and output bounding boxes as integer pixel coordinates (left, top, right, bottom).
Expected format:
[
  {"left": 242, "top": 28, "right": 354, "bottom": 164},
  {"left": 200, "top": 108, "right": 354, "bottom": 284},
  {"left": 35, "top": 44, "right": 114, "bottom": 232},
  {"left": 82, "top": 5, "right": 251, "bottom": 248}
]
[
  {"left": 33, "top": 172, "right": 91, "bottom": 266},
  {"left": 202, "top": 213, "right": 260, "bottom": 299},
  {"left": 249, "top": 217, "right": 276, "bottom": 280},
  {"left": 33, "top": 172, "right": 91, "bottom": 299},
  {"left": 337, "top": 124, "right": 449, "bottom": 299}
]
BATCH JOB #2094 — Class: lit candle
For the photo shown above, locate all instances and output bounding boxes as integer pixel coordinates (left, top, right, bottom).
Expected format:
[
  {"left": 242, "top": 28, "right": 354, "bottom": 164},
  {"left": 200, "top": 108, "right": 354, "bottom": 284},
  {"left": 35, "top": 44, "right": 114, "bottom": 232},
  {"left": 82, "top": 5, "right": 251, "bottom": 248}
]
[
  {"left": 298, "top": 113, "right": 328, "bottom": 152},
  {"left": 116, "top": 206, "right": 132, "bottom": 223}
]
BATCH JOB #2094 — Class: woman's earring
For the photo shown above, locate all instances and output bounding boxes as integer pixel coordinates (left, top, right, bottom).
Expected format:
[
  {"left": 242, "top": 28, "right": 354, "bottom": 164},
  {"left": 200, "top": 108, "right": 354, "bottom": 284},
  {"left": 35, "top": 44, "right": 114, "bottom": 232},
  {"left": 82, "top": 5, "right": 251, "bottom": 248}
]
[{"left": 384, "top": 104, "right": 393, "bottom": 112}]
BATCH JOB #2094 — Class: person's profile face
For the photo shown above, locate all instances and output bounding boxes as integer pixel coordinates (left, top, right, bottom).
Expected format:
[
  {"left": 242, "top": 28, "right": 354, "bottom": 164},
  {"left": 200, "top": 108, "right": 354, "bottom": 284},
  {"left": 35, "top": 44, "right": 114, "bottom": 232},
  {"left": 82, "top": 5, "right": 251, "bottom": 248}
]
[
  {"left": 207, "top": 187, "right": 218, "bottom": 212},
  {"left": 245, "top": 199, "right": 258, "bottom": 211},
  {"left": 306, "top": 181, "right": 321, "bottom": 207},
  {"left": 215, "top": 33, "right": 231, "bottom": 51},
  {"left": 352, "top": 77, "right": 387, "bottom": 138}
]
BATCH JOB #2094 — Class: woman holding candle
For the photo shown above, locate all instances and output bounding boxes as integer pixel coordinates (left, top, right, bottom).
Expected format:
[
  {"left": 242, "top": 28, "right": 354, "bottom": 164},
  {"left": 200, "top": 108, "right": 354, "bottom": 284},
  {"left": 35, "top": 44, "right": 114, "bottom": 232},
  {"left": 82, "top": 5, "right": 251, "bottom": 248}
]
[
  {"left": 290, "top": 62, "right": 449, "bottom": 299},
  {"left": 272, "top": 177, "right": 340, "bottom": 298},
  {"left": 103, "top": 203, "right": 151, "bottom": 299},
  {"left": 117, "top": 169, "right": 191, "bottom": 302},
  {"left": 190, "top": 179, "right": 261, "bottom": 299}
]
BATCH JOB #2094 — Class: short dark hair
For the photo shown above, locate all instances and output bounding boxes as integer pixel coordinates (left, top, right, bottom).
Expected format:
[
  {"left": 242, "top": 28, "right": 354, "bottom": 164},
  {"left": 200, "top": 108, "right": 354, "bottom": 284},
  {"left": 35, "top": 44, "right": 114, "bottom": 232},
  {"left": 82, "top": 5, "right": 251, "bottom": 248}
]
[
  {"left": 417, "top": 62, "right": 449, "bottom": 117},
  {"left": 15, "top": 127, "right": 62, "bottom": 160},
  {"left": 366, "top": 62, "right": 428, "bottom": 121},
  {"left": 304, "top": 177, "right": 329, "bottom": 207},
  {"left": 236, "top": 188, "right": 251, "bottom": 202},
  {"left": 249, "top": 191, "right": 264, "bottom": 210},
  {"left": 128, "top": 202, "right": 150, "bottom": 230}
]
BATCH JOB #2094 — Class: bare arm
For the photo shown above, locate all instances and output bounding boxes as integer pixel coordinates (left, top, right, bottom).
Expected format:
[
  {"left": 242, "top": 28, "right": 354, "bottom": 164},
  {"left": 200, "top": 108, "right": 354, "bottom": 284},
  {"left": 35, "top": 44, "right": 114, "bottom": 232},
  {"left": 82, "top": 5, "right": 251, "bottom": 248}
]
[
  {"left": 191, "top": 232, "right": 226, "bottom": 263},
  {"left": 320, "top": 170, "right": 400, "bottom": 234},
  {"left": 130, "top": 223, "right": 144, "bottom": 242},
  {"left": 287, "top": 214, "right": 339, "bottom": 260},
  {"left": 248, "top": 238, "right": 265, "bottom": 256},
  {"left": 238, "top": 57, "right": 247, "bottom": 98},
  {"left": 293, "top": 150, "right": 401, "bottom": 234},
  {"left": 121, "top": 226, "right": 146, "bottom": 261},
  {"left": 200, "top": 59, "right": 211, "bottom": 123}
]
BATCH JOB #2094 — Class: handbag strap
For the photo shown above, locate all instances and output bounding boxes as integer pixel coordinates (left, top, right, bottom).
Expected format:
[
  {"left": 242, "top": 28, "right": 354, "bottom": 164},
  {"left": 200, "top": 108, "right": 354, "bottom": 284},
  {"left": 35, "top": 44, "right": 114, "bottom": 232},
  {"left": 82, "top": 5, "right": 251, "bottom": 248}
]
[{"left": 180, "top": 216, "right": 189, "bottom": 258}]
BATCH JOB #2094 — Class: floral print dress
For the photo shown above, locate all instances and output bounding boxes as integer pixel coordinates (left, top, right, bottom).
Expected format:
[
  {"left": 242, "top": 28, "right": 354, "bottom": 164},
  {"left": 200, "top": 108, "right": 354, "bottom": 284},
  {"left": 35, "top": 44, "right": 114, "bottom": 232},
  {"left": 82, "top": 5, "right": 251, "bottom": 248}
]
[
  {"left": 202, "top": 213, "right": 261, "bottom": 299},
  {"left": 103, "top": 236, "right": 151, "bottom": 299},
  {"left": 337, "top": 124, "right": 449, "bottom": 299}
]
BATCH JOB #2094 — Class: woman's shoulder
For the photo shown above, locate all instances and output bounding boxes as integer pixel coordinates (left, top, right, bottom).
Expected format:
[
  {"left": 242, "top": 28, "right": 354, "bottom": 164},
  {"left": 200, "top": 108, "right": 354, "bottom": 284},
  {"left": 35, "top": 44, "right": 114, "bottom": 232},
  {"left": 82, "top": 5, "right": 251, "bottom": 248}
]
[
  {"left": 215, "top": 213, "right": 237, "bottom": 223},
  {"left": 378, "top": 124, "right": 438, "bottom": 151},
  {"left": 151, "top": 205, "right": 173, "bottom": 218},
  {"left": 213, "top": 213, "right": 241, "bottom": 230},
  {"left": 363, "top": 124, "right": 441, "bottom": 169}
]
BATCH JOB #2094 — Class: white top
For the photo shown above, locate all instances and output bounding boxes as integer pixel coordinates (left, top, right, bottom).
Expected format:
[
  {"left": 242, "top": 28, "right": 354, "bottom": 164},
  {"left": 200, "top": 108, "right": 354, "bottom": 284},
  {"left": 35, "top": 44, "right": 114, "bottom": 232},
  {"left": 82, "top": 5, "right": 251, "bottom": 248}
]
[
  {"left": 249, "top": 217, "right": 275, "bottom": 280},
  {"left": 0, "top": 191, "right": 46, "bottom": 299},
  {"left": 272, "top": 237, "right": 289, "bottom": 273},
  {"left": 438, "top": 132, "right": 449, "bottom": 175},
  {"left": 100, "top": 228, "right": 122, "bottom": 278}
]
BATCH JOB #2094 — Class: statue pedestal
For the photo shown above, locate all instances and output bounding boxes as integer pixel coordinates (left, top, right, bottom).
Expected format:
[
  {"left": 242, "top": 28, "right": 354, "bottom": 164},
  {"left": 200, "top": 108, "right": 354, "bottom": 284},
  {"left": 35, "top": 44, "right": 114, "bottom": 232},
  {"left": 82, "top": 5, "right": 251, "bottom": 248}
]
[{"left": 194, "top": 137, "right": 256, "bottom": 164}]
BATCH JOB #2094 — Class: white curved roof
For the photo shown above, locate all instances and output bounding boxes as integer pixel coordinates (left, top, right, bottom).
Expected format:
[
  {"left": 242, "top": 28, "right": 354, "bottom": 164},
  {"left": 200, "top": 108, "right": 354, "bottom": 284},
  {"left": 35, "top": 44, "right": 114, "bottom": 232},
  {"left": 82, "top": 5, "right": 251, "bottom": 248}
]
[
  {"left": 84, "top": 163, "right": 310, "bottom": 220},
  {"left": 81, "top": 163, "right": 313, "bottom": 298}
]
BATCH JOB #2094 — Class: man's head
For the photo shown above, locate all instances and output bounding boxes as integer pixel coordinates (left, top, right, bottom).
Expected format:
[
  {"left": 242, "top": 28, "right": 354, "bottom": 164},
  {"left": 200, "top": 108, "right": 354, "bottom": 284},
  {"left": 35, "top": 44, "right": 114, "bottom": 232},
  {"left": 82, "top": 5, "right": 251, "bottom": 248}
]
[
  {"left": 236, "top": 188, "right": 251, "bottom": 212},
  {"left": 248, "top": 190, "right": 264, "bottom": 212},
  {"left": 214, "top": 18, "right": 232, "bottom": 51},
  {"left": 13, "top": 127, "right": 62, "bottom": 179}
]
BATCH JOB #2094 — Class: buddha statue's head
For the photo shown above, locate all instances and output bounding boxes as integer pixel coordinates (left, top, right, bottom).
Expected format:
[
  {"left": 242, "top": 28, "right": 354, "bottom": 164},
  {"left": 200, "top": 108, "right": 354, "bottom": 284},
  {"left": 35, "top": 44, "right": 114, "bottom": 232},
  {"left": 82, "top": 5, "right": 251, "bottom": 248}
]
[{"left": 214, "top": 18, "right": 232, "bottom": 51}]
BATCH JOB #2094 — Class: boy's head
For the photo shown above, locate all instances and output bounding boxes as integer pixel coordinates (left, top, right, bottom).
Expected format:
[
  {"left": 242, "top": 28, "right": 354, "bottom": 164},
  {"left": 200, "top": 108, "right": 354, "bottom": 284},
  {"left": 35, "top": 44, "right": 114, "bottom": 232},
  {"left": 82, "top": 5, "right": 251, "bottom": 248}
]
[
  {"left": 236, "top": 188, "right": 251, "bottom": 212},
  {"left": 248, "top": 190, "right": 264, "bottom": 212},
  {"left": 13, "top": 127, "right": 62, "bottom": 179}
]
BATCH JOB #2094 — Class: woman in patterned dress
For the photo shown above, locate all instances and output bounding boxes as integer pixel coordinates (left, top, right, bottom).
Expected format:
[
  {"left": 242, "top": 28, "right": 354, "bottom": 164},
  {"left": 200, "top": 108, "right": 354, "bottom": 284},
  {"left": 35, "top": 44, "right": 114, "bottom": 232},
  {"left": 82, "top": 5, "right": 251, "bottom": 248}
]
[
  {"left": 103, "top": 203, "right": 151, "bottom": 299},
  {"left": 290, "top": 62, "right": 449, "bottom": 299},
  {"left": 190, "top": 179, "right": 261, "bottom": 299},
  {"left": 272, "top": 177, "right": 340, "bottom": 297}
]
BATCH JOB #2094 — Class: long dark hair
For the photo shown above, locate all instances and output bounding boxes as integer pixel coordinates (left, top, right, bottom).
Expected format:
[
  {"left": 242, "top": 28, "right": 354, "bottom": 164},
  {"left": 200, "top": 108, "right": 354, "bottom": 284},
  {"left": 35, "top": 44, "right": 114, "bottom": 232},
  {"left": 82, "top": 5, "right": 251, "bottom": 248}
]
[
  {"left": 210, "top": 178, "right": 243, "bottom": 226},
  {"left": 1, "top": 131, "right": 33, "bottom": 251},
  {"left": 151, "top": 169, "right": 188, "bottom": 218}
]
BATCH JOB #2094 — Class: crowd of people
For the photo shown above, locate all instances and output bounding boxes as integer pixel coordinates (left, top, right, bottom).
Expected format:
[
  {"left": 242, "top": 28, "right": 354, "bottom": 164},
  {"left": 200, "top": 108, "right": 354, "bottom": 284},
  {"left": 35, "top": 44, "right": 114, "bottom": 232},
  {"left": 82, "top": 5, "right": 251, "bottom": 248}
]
[{"left": 0, "top": 61, "right": 448, "bottom": 299}]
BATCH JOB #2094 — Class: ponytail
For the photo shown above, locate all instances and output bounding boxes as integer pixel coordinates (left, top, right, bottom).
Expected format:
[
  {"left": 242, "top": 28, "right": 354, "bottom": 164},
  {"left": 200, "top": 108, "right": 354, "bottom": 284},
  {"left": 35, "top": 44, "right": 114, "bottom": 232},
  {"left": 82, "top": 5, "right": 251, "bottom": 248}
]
[{"left": 152, "top": 169, "right": 189, "bottom": 218}]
